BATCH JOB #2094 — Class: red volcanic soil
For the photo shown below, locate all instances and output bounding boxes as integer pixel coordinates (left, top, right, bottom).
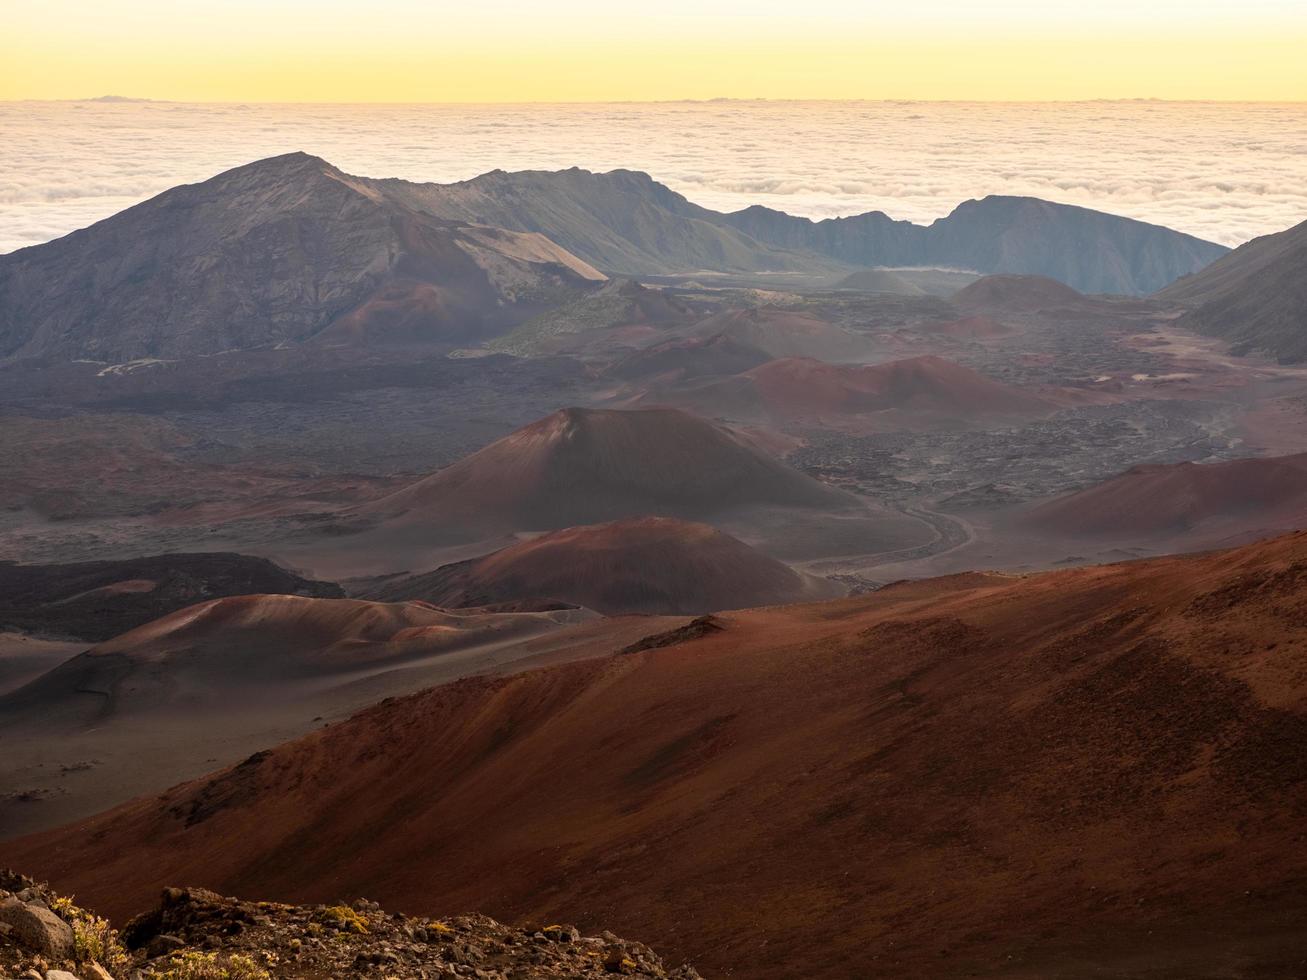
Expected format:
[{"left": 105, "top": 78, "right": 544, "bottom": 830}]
[
  {"left": 688, "top": 306, "right": 867, "bottom": 360},
  {"left": 356, "top": 406, "right": 857, "bottom": 537},
  {"left": 11, "top": 533, "right": 1307, "bottom": 976},
  {"left": 952, "top": 273, "right": 1088, "bottom": 312},
  {"left": 366, "top": 516, "right": 840, "bottom": 614},
  {"left": 1026, "top": 452, "right": 1307, "bottom": 539}
]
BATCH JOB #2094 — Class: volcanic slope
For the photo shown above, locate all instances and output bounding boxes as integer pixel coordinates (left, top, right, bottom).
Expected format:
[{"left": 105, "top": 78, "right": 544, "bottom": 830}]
[
  {"left": 0, "top": 153, "right": 604, "bottom": 361},
  {"left": 358, "top": 407, "right": 869, "bottom": 536},
  {"left": 603, "top": 332, "right": 772, "bottom": 384},
  {"left": 11, "top": 532, "right": 1307, "bottom": 978},
  {"left": 0, "top": 594, "right": 679, "bottom": 838},
  {"left": 1158, "top": 216, "right": 1307, "bottom": 362},
  {"left": 1024, "top": 452, "right": 1307, "bottom": 544},
  {"left": 0, "top": 552, "right": 342, "bottom": 642},
  {"left": 951, "top": 273, "right": 1091, "bottom": 313},
  {"left": 684, "top": 307, "right": 869, "bottom": 361},
  {"left": 366, "top": 517, "right": 841, "bottom": 615}
]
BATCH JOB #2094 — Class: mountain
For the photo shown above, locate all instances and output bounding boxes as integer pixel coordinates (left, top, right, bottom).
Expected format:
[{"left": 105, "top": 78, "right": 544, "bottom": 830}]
[
  {"left": 0, "top": 153, "right": 604, "bottom": 362},
  {"left": 951, "top": 273, "right": 1090, "bottom": 313},
  {"left": 489, "top": 278, "right": 698, "bottom": 356},
  {"left": 603, "top": 332, "right": 773, "bottom": 383},
  {"left": 1024, "top": 452, "right": 1307, "bottom": 541},
  {"left": 832, "top": 267, "right": 926, "bottom": 294},
  {"left": 0, "top": 552, "right": 342, "bottom": 642},
  {"left": 366, "top": 517, "right": 840, "bottom": 614},
  {"left": 357, "top": 406, "right": 859, "bottom": 537},
  {"left": 0, "top": 157, "right": 1227, "bottom": 363},
  {"left": 367, "top": 166, "right": 841, "bottom": 278},
  {"left": 11, "top": 531, "right": 1307, "bottom": 978},
  {"left": 636, "top": 355, "right": 1051, "bottom": 427},
  {"left": 721, "top": 196, "right": 1227, "bottom": 294},
  {"left": 685, "top": 307, "right": 869, "bottom": 361},
  {"left": 1157, "top": 216, "right": 1307, "bottom": 361},
  {"left": 359, "top": 166, "right": 1223, "bottom": 292}
]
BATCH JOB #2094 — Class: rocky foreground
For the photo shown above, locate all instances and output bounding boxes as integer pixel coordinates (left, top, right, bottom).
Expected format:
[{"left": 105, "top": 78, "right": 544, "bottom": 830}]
[{"left": 0, "top": 872, "right": 701, "bottom": 979}]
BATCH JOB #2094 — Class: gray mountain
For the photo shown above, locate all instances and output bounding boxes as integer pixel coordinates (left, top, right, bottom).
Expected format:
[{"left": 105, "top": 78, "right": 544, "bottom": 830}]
[
  {"left": 0, "top": 153, "right": 604, "bottom": 362},
  {"left": 1157, "top": 216, "right": 1307, "bottom": 361},
  {"left": 368, "top": 170, "right": 1227, "bottom": 293},
  {"left": 719, "top": 196, "right": 1228, "bottom": 294}
]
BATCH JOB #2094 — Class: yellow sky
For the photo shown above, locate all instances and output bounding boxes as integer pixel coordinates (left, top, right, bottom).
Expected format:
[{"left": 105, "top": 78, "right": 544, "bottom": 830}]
[{"left": 4, "top": 0, "right": 1306, "bottom": 102}]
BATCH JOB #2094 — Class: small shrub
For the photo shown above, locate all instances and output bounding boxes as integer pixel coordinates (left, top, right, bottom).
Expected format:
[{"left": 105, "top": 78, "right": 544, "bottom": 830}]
[
  {"left": 318, "top": 904, "right": 369, "bottom": 934},
  {"left": 148, "top": 950, "right": 271, "bottom": 980}
]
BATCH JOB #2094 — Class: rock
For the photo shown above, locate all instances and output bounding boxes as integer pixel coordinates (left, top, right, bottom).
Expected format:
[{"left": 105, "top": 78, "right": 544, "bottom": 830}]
[
  {"left": 44, "top": 971, "right": 82, "bottom": 980},
  {"left": 80, "top": 965, "right": 114, "bottom": 980},
  {"left": 144, "top": 933, "right": 185, "bottom": 958},
  {"left": 0, "top": 899, "right": 75, "bottom": 959}
]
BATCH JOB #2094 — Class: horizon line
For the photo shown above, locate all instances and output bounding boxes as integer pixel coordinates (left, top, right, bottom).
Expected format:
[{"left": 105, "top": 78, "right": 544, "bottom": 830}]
[{"left": 7, "top": 96, "right": 1307, "bottom": 107}]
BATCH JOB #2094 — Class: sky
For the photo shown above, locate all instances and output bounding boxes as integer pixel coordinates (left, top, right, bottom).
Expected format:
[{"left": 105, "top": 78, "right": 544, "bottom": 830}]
[{"left": 3, "top": 0, "right": 1307, "bottom": 103}]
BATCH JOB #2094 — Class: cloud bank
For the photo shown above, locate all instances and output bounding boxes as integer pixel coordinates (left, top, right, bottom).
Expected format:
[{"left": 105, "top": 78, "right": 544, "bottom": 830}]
[{"left": 1, "top": 99, "right": 1304, "bottom": 255}]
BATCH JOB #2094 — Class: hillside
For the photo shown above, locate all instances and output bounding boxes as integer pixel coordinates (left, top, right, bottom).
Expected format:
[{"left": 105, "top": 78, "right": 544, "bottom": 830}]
[
  {"left": 685, "top": 307, "right": 868, "bottom": 361},
  {"left": 356, "top": 406, "right": 860, "bottom": 536},
  {"left": 0, "top": 594, "right": 652, "bottom": 838},
  {"left": 1024, "top": 452, "right": 1307, "bottom": 539},
  {"left": 0, "top": 153, "right": 604, "bottom": 361},
  {"left": 0, "top": 872, "right": 700, "bottom": 979},
  {"left": 1158, "top": 216, "right": 1307, "bottom": 361},
  {"left": 603, "top": 332, "right": 772, "bottom": 383},
  {"left": 9, "top": 532, "right": 1307, "bottom": 977},
  {"left": 951, "top": 273, "right": 1090, "bottom": 313},
  {"left": 0, "top": 552, "right": 342, "bottom": 642},
  {"left": 366, "top": 517, "right": 840, "bottom": 614}
]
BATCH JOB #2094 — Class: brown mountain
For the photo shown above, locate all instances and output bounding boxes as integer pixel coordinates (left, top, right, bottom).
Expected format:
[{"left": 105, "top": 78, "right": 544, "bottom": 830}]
[
  {"left": 366, "top": 517, "right": 840, "bottom": 614},
  {"left": 0, "top": 153, "right": 603, "bottom": 361},
  {"left": 357, "top": 406, "right": 859, "bottom": 537},
  {"left": 0, "top": 552, "right": 342, "bottom": 642},
  {"left": 1024, "top": 452, "right": 1307, "bottom": 541},
  {"left": 1157, "top": 216, "right": 1307, "bottom": 362},
  {"left": 9, "top": 531, "right": 1307, "bottom": 977}
]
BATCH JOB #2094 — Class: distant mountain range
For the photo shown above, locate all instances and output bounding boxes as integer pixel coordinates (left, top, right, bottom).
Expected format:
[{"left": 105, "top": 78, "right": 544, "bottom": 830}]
[
  {"left": 0, "top": 153, "right": 1230, "bottom": 362},
  {"left": 379, "top": 165, "right": 1227, "bottom": 293},
  {"left": 1158, "top": 216, "right": 1307, "bottom": 362}
]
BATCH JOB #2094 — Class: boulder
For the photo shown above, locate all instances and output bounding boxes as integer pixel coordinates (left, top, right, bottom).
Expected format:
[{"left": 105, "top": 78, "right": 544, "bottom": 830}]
[{"left": 0, "top": 897, "right": 75, "bottom": 959}]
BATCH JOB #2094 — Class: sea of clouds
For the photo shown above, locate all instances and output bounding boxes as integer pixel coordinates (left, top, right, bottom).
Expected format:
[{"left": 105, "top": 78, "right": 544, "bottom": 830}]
[{"left": 1, "top": 99, "right": 1304, "bottom": 254}]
